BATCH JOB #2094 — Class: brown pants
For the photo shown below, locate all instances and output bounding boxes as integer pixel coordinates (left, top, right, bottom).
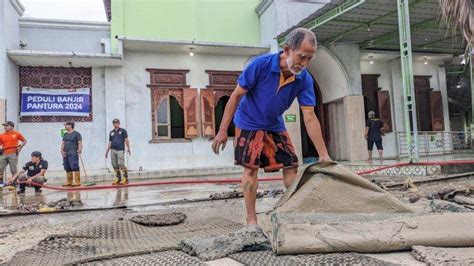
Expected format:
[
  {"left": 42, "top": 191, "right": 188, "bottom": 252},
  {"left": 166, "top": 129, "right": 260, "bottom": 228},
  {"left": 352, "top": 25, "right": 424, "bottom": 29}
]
[
  {"left": 0, "top": 154, "right": 18, "bottom": 183},
  {"left": 110, "top": 150, "right": 126, "bottom": 169}
]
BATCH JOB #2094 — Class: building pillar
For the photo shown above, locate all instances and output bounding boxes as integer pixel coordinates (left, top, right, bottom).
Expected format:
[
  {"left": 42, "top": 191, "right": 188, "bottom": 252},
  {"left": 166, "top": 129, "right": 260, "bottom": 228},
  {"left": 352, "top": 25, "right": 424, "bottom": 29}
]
[
  {"left": 470, "top": 47, "right": 474, "bottom": 149},
  {"left": 342, "top": 95, "right": 366, "bottom": 161},
  {"left": 397, "top": 0, "right": 420, "bottom": 161},
  {"left": 104, "top": 67, "right": 126, "bottom": 126}
]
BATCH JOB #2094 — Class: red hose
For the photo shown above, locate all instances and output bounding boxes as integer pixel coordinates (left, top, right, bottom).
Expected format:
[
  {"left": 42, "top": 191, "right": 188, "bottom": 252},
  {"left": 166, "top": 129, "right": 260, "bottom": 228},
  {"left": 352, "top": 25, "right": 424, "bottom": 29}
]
[
  {"left": 16, "top": 159, "right": 474, "bottom": 192},
  {"left": 28, "top": 176, "right": 284, "bottom": 192}
]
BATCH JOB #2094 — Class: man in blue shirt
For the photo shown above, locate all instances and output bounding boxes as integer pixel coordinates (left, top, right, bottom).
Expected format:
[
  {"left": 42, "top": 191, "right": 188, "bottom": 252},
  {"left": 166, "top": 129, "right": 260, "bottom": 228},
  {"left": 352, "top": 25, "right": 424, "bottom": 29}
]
[{"left": 212, "top": 28, "right": 331, "bottom": 225}]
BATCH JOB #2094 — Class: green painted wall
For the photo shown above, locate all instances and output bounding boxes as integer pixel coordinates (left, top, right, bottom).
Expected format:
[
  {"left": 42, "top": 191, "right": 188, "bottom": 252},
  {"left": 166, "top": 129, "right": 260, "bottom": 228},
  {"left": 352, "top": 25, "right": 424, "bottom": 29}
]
[{"left": 111, "top": 0, "right": 261, "bottom": 53}]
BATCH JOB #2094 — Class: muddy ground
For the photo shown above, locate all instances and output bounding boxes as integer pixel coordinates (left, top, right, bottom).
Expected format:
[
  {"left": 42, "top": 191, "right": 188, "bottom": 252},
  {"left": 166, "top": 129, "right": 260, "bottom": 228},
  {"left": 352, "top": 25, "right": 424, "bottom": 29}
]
[{"left": 1, "top": 176, "right": 473, "bottom": 265}]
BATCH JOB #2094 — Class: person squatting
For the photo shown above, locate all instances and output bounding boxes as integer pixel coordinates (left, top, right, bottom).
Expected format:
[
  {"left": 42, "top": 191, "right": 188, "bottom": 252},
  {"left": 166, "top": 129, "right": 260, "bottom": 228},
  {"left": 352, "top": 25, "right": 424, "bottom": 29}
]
[{"left": 1, "top": 118, "right": 131, "bottom": 193}]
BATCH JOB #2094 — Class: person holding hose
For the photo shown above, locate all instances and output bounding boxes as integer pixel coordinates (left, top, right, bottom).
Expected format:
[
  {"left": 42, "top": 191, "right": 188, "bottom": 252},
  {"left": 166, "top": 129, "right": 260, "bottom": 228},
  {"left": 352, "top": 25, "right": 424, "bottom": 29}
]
[
  {"left": 105, "top": 118, "right": 131, "bottom": 185},
  {"left": 61, "top": 121, "right": 82, "bottom": 187},
  {"left": 7, "top": 151, "right": 48, "bottom": 194},
  {"left": 212, "top": 28, "right": 331, "bottom": 226}
]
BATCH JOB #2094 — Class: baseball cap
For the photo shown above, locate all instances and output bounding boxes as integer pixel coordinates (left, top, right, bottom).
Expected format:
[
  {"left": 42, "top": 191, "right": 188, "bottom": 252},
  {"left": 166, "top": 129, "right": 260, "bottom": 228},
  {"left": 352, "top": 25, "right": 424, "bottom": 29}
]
[
  {"left": 31, "top": 151, "right": 42, "bottom": 158},
  {"left": 112, "top": 118, "right": 120, "bottom": 123},
  {"left": 2, "top": 121, "right": 14, "bottom": 127}
]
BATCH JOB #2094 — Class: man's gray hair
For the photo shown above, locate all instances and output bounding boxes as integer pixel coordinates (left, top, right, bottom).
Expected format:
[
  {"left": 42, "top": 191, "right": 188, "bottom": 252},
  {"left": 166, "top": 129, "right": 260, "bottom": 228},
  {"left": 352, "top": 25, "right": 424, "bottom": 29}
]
[
  {"left": 368, "top": 111, "right": 376, "bottom": 118},
  {"left": 284, "top": 28, "right": 317, "bottom": 50}
]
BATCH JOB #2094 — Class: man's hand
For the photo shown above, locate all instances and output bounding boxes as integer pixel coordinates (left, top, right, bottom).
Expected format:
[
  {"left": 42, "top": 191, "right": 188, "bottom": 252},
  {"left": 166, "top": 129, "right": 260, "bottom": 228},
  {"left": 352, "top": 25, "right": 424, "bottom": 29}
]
[
  {"left": 127, "top": 149, "right": 131, "bottom": 156},
  {"left": 17, "top": 146, "right": 23, "bottom": 153},
  {"left": 212, "top": 131, "right": 228, "bottom": 155},
  {"left": 61, "top": 151, "right": 66, "bottom": 158},
  {"left": 105, "top": 151, "right": 108, "bottom": 159},
  {"left": 26, "top": 177, "right": 33, "bottom": 185},
  {"left": 318, "top": 154, "right": 332, "bottom": 163},
  {"left": 211, "top": 85, "right": 246, "bottom": 155},
  {"left": 78, "top": 150, "right": 82, "bottom": 155}
]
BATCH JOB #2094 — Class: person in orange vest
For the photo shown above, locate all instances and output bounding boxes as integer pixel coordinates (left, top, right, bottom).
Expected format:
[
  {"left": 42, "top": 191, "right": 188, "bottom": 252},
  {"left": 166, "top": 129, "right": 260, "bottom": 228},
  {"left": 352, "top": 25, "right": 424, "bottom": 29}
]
[{"left": 0, "top": 121, "right": 27, "bottom": 187}]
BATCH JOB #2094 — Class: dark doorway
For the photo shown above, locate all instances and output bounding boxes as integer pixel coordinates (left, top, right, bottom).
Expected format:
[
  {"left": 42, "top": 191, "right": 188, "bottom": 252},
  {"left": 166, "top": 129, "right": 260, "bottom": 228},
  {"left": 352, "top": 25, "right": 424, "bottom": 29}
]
[
  {"left": 170, "top": 96, "right": 185, "bottom": 138},
  {"left": 300, "top": 79, "right": 329, "bottom": 161},
  {"left": 215, "top": 96, "right": 235, "bottom": 137},
  {"left": 361, "top": 74, "right": 381, "bottom": 118}
]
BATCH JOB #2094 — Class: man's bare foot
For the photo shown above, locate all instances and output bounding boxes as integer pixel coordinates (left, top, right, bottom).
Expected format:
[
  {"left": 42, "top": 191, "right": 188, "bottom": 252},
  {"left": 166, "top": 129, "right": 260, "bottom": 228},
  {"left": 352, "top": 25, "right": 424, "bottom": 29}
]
[
  {"left": 246, "top": 218, "right": 258, "bottom": 225},
  {"left": 366, "top": 159, "right": 373, "bottom": 165}
]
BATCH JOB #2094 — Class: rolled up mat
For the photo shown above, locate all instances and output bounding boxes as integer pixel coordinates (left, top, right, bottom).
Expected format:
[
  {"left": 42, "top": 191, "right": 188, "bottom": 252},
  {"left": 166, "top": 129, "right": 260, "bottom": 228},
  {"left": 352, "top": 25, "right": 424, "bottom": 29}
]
[
  {"left": 271, "top": 212, "right": 474, "bottom": 255},
  {"left": 274, "top": 162, "right": 412, "bottom": 213}
]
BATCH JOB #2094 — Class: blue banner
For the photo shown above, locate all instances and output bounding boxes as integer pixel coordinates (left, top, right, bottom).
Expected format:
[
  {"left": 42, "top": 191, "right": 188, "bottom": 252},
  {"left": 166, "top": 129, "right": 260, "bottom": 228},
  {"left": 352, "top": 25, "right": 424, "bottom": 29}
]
[{"left": 20, "top": 87, "right": 91, "bottom": 117}]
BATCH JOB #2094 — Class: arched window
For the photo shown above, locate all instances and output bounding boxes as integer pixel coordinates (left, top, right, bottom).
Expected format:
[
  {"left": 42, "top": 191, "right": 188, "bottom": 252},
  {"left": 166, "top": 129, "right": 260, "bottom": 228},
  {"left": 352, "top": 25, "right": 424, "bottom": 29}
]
[
  {"left": 155, "top": 95, "right": 184, "bottom": 139},
  {"left": 148, "top": 69, "right": 199, "bottom": 141}
]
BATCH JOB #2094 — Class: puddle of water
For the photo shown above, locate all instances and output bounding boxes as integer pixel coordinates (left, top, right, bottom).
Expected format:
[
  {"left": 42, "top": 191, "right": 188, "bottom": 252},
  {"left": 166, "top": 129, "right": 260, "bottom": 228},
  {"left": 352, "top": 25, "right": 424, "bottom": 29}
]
[{"left": 1, "top": 181, "right": 283, "bottom": 211}]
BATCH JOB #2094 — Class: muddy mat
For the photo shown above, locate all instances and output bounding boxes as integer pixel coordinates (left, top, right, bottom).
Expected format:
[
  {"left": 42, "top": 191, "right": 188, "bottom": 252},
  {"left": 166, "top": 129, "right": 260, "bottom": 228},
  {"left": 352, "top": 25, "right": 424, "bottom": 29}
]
[
  {"left": 272, "top": 212, "right": 474, "bottom": 254},
  {"left": 82, "top": 250, "right": 206, "bottom": 265},
  {"left": 411, "top": 245, "right": 474, "bottom": 265},
  {"left": 274, "top": 162, "right": 412, "bottom": 213},
  {"left": 5, "top": 217, "right": 242, "bottom": 265},
  {"left": 180, "top": 225, "right": 270, "bottom": 261},
  {"left": 229, "top": 251, "right": 395, "bottom": 265},
  {"left": 130, "top": 213, "right": 187, "bottom": 226}
]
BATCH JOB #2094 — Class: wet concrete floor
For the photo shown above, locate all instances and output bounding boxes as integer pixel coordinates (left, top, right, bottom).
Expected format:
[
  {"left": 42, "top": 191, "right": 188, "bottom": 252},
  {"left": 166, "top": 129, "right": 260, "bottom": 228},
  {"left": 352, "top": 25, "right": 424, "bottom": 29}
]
[
  {"left": 0, "top": 174, "right": 283, "bottom": 212},
  {"left": 2, "top": 171, "right": 472, "bottom": 265}
]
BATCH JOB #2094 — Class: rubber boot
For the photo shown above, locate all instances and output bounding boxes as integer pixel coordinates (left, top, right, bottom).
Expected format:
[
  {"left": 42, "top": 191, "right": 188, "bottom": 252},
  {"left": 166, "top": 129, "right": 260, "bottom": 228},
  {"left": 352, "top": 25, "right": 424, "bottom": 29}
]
[
  {"left": 119, "top": 168, "right": 129, "bottom": 185},
  {"left": 71, "top": 171, "right": 81, "bottom": 187},
  {"left": 18, "top": 183, "right": 26, "bottom": 194},
  {"left": 112, "top": 169, "right": 121, "bottom": 185},
  {"left": 62, "top": 172, "right": 73, "bottom": 187},
  {"left": 73, "top": 191, "right": 83, "bottom": 205}
]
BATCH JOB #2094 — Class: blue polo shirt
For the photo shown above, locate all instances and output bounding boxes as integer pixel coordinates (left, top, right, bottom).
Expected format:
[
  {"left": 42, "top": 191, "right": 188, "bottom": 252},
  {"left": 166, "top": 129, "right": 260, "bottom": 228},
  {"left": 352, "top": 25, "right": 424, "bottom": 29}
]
[{"left": 234, "top": 52, "right": 316, "bottom": 132}]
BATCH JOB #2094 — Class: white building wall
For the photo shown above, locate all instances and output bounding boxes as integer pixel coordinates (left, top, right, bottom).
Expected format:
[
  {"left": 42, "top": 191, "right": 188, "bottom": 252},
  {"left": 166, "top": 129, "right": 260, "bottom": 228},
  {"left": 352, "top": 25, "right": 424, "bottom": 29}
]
[
  {"left": 1, "top": 0, "right": 22, "bottom": 125},
  {"left": 0, "top": 1, "right": 4, "bottom": 103},
  {"left": 121, "top": 50, "right": 255, "bottom": 170},
  {"left": 18, "top": 67, "right": 108, "bottom": 172},
  {"left": 5, "top": 18, "right": 113, "bottom": 172},
  {"left": 258, "top": 2, "right": 278, "bottom": 52},
  {"left": 257, "top": 0, "right": 329, "bottom": 51},
  {"left": 327, "top": 44, "right": 362, "bottom": 96},
  {"left": 19, "top": 18, "right": 110, "bottom": 53}
]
